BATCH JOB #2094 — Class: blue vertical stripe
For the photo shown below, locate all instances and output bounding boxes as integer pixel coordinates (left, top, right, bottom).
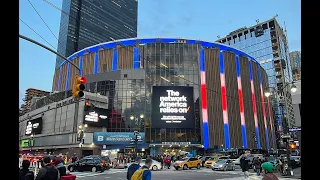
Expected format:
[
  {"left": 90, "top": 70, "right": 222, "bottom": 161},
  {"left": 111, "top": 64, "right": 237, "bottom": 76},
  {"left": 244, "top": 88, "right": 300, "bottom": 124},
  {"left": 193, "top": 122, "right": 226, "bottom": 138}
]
[
  {"left": 57, "top": 67, "right": 62, "bottom": 91},
  {"left": 265, "top": 129, "right": 270, "bottom": 150},
  {"left": 112, "top": 49, "right": 118, "bottom": 71},
  {"left": 241, "top": 125, "right": 247, "bottom": 148},
  {"left": 200, "top": 49, "right": 205, "bottom": 71},
  {"left": 94, "top": 52, "right": 99, "bottom": 74},
  {"left": 203, "top": 123, "right": 209, "bottom": 149},
  {"left": 255, "top": 127, "right": 261, "bottom": 149},
  {"left": 235, "top": 55, "right": 241, "bottom": 77},
  {"left": 133, "top": 47, "right": 139, "bottom": 69},
  {"left": 224, "top": 124, "right": 231, "bottom": 149},
  {"left": 249, "top": 60, "right": 253, "bottom": 81},
  {"left": 219, "top": 51, "right": 224, "bottom": 74},
  {"left": 79, "top": 56, "right": 83, "bottom": 76},
  {"left": 65, "top": 63, "right": 71, "bottom": 90}
]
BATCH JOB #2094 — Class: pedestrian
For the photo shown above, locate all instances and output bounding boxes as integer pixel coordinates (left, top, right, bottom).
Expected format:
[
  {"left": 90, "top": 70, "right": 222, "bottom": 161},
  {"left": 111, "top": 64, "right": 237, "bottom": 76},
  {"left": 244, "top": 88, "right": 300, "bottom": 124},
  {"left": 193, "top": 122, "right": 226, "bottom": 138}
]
[
  {"left": 164, "top": 156, "right": 171, "bottom": 169},
  {"left": 240, "top": 155, "right": 250, "bottom": 180},
  {"left": 253, "top": 157, "right": 262, "bottom": 176},
  {"left": 160, "top": 155, "right": 164, "bottom": 170},
  {"left": 19, "top": 160, "right": 35, "bottom": 180},
  {"left": 131, "top": 158, "right": 152, "bottom": 180},
  {"left": 71, "top": 153, "right": 78, "bottom": 163},
  {"left": 54, "top": 159, "right": 67, "bottom": 177},
  {"left": 127, "top": 156, "right": 142, "bottom": 180},
  {"left": 261, "top": 162, "right": 279, "bottom": 180},
  {"left": 35, "top": 156, "right": 60, "bottom": 180}
]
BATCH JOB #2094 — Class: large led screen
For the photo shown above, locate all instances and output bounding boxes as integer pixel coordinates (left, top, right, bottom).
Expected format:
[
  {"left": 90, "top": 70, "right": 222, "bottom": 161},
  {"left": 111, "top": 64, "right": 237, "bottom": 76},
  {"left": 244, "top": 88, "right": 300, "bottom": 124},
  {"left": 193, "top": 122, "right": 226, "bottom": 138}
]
[{"left": 151, "top": 86, "right": 195, "bottom": 128}]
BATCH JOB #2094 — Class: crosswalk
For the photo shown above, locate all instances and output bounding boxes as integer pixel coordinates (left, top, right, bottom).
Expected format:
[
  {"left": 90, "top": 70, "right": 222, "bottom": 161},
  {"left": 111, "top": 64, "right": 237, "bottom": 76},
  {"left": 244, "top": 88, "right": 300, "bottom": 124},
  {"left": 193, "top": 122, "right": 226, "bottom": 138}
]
[{"left": 70, "top": 169, "right": 126, "bottom": 178}]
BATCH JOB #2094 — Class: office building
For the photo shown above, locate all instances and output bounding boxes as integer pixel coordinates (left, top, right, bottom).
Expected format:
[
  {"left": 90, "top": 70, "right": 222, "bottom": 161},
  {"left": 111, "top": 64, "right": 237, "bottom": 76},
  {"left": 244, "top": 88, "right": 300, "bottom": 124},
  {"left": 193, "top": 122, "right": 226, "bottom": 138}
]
[
  {"left": 55, "top": 0, "right": 138, "bottom": 69},
  {"left": 216, "top": 18, "right": 295, "bottom": 143},
  {"left": 290, "top": 51, "right": 301, "bottom": 81}
]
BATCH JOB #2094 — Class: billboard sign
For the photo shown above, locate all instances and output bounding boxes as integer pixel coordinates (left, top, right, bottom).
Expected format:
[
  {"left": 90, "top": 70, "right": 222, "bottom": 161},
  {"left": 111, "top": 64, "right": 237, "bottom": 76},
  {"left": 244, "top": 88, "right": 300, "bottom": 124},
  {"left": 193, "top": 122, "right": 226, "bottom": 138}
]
[
  {"left": 84, "top": 107, "right": 109, "bottom": 127},
  {"left": 151, "top": 86, "right": 195, "bottom": 128},
  {"left": 93, "top": 132, "right": 145, "bottom": 145},
  {"left": 25, "top": 117, "right": 43, "bottom": 135}
]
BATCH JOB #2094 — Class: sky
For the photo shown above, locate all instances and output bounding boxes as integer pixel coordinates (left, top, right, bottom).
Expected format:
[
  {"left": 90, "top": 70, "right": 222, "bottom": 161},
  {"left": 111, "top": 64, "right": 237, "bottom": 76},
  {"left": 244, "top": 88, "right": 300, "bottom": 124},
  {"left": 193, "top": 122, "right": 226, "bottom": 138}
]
[{"left": 19, "top": 0, "right": 301, "bottom": 107}]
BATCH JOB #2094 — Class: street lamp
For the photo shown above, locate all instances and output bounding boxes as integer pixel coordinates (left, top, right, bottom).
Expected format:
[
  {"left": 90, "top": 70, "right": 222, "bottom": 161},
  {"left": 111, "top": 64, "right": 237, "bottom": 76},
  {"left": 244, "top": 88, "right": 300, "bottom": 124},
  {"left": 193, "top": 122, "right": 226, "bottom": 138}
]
[
  {"left": 130, "top": 115, "right": 134, "bottom": 120},
  {"left": 30, "top": 134, "right": 34, "bottom": 152},
  {"left": 140, "top": 114, "right": 144, "bottom": 119},
  {"left": 265, "top": 82, "right": 297, "bottom": 177}
]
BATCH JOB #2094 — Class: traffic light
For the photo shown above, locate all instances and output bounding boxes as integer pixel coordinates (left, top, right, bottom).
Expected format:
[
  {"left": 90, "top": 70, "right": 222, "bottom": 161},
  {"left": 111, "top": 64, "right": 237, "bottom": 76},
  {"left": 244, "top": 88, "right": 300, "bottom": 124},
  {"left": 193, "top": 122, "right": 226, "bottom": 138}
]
[
  {"left": 84, "top": 101, "right": 95, "bottom": 111},
  {"left": 289, "top": 143, "right": 296, "bottom": 149},
  {"left": 72, "top": 75, "right": 86, "bottom": 98}
]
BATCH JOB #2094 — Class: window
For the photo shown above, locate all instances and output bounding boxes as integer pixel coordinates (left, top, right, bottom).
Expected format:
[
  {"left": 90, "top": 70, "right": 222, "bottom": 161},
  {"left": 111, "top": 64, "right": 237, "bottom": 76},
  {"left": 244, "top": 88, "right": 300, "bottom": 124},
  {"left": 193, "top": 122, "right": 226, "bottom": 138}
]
[{"left": 124, "top": 74, "right": 128, "bottom": 78}]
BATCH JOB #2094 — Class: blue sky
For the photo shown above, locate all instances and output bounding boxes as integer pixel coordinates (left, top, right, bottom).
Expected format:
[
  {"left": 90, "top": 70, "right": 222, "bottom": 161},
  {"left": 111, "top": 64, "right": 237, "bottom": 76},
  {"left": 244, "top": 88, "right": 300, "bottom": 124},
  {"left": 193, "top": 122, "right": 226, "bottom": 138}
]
[{"left": 19, "top": 0, "right": 301, "bottom": 106}]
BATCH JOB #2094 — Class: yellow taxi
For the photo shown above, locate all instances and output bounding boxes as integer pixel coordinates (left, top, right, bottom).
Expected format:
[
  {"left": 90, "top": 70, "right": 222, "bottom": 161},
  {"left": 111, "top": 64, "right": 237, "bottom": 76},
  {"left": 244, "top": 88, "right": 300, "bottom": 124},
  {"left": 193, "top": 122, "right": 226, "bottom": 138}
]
[
  {"left": 204, "top": 156, "right": 230, "bottom": 168},
  {"left": 173, "top": 157, "right": 202, "bottom": 170}
]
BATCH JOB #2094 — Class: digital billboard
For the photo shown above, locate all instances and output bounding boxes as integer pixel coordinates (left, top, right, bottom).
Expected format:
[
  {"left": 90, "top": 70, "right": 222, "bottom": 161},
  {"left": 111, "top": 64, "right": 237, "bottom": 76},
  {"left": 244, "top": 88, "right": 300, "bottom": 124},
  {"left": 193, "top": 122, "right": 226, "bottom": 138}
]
[
  {"left": 84, "top": 107, "right": 109, "bottom": 127},
  {"left": 25, "top": 117, "right": 43, "bottom": 135},
  {"left": 151, "top": 86, "right": 195, "bottom": 128}
]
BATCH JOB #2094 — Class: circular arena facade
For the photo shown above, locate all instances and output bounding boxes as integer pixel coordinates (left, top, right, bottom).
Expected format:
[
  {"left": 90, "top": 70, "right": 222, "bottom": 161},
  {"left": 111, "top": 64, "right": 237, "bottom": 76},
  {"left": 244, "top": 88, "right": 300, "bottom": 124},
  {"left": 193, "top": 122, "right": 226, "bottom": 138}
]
[{"left": 52, "top": 38, "right": 276, "bottom": 152}]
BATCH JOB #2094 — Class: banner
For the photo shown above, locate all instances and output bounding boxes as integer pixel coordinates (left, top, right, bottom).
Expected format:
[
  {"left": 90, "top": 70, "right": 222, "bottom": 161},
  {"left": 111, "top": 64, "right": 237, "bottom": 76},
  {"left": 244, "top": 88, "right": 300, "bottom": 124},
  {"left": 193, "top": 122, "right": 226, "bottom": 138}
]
[{"left": 93, "top": 132, "right": 145, "bottom": 145}]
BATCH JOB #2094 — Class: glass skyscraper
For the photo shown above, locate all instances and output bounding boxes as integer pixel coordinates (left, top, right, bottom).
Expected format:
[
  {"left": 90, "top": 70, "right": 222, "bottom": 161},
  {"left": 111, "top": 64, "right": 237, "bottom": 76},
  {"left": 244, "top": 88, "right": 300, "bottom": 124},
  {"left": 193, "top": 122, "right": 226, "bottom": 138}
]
[
  {"left": 217, "top": 18, "right": 294, "bottom": 145},
  {"left": 55, "top": 0, "right": 138, "bottom": 69}
]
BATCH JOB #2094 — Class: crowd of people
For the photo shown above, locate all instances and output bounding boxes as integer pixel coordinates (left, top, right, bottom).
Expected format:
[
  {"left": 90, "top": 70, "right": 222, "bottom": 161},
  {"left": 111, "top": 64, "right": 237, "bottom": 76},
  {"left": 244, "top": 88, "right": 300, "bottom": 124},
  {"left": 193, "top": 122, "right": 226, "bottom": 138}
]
[{"left": 19, "top": 156, "right": 68, "bottom": 180}]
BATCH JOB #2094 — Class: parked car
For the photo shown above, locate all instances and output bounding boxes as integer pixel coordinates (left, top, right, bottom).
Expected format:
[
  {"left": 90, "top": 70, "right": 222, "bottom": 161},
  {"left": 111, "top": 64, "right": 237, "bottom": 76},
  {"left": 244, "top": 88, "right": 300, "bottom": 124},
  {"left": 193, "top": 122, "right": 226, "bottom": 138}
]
[
  {"left": 200, "top": 156, "right": 212, "bottom": 167},
  {"left": 173, "top": 157, "right": 201, "bottom": 170},
  {"left": 67, "top": 157, "right": 107, "bottom": 172},
  {"left": 212, "top": 159, "right": 236, "bottom": 171},
  {"left": 126, "top": 159, "right": 162, "bottom": 171},
  {"left": 204, "top": 156, "right": 230, "bottom": 168}
]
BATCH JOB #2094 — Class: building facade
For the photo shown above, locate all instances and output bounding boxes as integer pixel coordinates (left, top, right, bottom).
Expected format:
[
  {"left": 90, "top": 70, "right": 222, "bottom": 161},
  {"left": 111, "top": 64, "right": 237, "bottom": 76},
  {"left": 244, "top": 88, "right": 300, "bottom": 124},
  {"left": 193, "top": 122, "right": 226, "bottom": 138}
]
[
  {"left": 20, "top": 88, "right": 50, "bottom": 115},
  {"left": 55, "top": 0, "right": 138, "bottom": 69},
  {"left": 289, "top": 51, "right": 301, "bottom": 81},
  {"left": 50, "top": 38, "right": 276, "bottom": 153},
  {"left": 216, "top": 18, "right": 295, "bottom": 143}
]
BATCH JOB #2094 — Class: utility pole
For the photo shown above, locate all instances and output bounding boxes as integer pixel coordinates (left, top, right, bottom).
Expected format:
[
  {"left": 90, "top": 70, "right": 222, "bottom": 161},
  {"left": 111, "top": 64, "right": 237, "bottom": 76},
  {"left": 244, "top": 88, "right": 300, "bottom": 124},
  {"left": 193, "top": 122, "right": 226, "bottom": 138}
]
[{"left": 20, "top": 34, "right": 83, "bottom": 153}]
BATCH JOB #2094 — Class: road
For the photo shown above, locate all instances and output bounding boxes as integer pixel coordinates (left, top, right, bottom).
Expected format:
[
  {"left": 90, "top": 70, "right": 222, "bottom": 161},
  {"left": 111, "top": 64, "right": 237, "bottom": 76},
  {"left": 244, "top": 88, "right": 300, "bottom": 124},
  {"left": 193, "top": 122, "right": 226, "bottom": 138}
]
[{"left": 68, "top": 167, "right": 300, "bottom": 180}]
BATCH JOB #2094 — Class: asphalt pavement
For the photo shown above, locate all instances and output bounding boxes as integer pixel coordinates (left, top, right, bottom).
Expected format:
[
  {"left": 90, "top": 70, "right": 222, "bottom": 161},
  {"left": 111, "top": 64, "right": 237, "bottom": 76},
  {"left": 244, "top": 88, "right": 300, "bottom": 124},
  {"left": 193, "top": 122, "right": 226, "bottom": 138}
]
[{"left": 67, "top": 166, "right": 300, "bottom": 180}]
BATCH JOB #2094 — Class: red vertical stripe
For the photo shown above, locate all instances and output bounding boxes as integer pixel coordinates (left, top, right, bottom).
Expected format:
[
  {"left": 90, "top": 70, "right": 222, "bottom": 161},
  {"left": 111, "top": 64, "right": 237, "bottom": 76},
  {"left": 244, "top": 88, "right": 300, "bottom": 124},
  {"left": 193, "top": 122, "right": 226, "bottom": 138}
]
[
  {"left": 221, "top": 87, "right": 227, "bottom": 110},
  {"left": 201, "top": 85, "right": 207, "bottom": 109},
  {"left": 238, "top": 90, "right": 244, "bottom": 112}
]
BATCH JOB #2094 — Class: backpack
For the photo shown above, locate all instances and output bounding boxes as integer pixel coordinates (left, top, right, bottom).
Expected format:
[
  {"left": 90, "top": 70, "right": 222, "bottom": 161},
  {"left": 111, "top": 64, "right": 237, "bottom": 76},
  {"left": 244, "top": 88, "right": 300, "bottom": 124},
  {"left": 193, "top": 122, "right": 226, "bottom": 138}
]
[
  {"left": 131, "top": 167, "right": 148, "bottom": 180},
  {"left": 127, "top": 163, "right": 140, "bottom": 180},
  {"left": 43, "top": 166, "right": 59, "bottom": 180}
]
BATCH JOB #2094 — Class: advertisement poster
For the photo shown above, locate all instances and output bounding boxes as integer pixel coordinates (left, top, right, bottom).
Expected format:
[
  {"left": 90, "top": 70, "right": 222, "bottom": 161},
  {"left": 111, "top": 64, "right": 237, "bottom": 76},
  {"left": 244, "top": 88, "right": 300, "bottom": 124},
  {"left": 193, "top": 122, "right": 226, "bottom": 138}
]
[
  {"left": 84, "top": 107, "right": 109, "bottom": 127},
  {"left": 25, "top": 117, "right": 43, "bottom": 135},
  {"left": 151, "top": 86, "right": 195, "bottom": 128}
]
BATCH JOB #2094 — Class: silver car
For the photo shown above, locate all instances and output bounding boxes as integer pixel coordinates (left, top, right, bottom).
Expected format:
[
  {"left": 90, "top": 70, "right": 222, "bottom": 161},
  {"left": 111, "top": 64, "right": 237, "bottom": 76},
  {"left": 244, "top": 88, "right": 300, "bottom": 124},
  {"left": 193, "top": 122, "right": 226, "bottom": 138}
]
[{"left": 212, "top": 159, "right": 235, "bottom": 171}]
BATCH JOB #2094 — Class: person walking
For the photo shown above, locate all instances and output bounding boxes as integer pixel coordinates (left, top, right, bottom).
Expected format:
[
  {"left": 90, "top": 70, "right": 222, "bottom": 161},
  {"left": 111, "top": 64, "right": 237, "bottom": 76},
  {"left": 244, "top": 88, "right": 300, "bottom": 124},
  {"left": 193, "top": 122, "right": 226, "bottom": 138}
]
[
  {"left": 54, "top": 159, "right": 67, "bottom": 177},
  {"left": 261, "top": 162, "right": 279, "bottom": 180},
  {"left": 19, "top": 160, "right": 35, "bottom": 180},
  {"left": 35, "top": 156, "right": 60, "bottom": 180},
  {"left": 131, "top": 158, "right": 152, "bottom": 180},
  {"left": 253, "top": 157, "right": 262, "bottom": 176},
  {"left": 240, "top": 155, "right": 250, "bottom": 180},
  {"left": 71, "top": 153, "right": 78, "bottom": 163},
  {"left": 127, "top": 156, "right": 142, "bottom": 180}
]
